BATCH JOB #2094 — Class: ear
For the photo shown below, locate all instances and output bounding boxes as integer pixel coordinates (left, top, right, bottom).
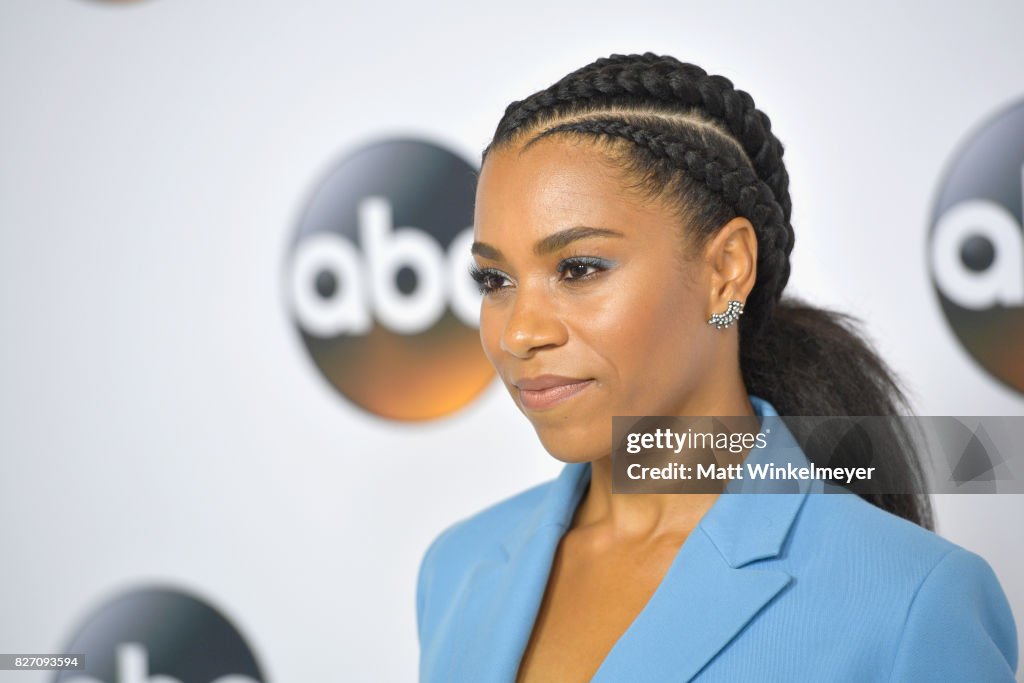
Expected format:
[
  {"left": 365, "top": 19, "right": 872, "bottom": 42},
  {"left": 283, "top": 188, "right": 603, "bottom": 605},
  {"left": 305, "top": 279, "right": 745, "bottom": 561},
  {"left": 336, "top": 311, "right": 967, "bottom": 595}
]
[{"left": 703, "top": 216, "right": 757, "bottom": 320}]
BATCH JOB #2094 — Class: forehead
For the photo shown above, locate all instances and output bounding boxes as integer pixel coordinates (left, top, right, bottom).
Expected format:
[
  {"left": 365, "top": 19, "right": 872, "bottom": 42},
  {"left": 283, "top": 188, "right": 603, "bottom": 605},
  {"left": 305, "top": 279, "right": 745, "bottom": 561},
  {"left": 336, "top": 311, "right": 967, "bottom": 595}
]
[{"left": 474, "top": 136, "right": 677, "bottom": 245}]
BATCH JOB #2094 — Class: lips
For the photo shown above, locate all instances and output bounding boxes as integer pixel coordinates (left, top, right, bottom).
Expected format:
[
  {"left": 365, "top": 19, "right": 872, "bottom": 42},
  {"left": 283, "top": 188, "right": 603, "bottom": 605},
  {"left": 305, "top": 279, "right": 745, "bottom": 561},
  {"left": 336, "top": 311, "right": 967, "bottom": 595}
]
[{"left": 513, "top": 375, "right": 594, "bottom": 411}]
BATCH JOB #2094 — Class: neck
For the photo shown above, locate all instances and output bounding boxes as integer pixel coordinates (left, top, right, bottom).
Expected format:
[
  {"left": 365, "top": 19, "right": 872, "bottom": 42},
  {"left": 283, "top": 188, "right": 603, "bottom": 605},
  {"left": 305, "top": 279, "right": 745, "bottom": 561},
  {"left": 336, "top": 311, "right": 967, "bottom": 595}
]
[{"left": 571, "top": 381, "right": 755, "bottom": 543}]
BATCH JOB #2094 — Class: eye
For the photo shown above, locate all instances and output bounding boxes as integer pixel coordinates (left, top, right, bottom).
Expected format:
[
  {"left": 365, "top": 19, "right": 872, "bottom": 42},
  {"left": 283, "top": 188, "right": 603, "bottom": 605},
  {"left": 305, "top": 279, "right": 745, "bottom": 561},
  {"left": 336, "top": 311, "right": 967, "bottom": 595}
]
[
  {"left": 557, "top": 256, "right": 613, "bottom": 282},
  {"left": 469, "top": 264, "right": 511, "bottom": 294}
]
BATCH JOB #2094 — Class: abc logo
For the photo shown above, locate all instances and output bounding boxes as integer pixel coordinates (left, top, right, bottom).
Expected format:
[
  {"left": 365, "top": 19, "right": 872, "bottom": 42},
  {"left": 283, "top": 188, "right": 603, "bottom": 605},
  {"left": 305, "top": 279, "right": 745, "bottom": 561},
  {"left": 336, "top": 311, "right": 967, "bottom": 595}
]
[
  {"left": 928, "top": 98, "right": 1024, "bottom": 394},
  {"left": 285, "top": 138, "right": 493, "bottom": 421},
  {"left": 55, "top": 586, "right": 264, "bottom": 683}
]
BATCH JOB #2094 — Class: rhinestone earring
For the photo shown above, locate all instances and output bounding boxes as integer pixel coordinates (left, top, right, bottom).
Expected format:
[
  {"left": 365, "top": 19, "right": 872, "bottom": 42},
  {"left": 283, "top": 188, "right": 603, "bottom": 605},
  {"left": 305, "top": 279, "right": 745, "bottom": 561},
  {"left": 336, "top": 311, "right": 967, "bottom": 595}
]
[{"left": 708, "top": 300, "right": 744, "bottom": 329}]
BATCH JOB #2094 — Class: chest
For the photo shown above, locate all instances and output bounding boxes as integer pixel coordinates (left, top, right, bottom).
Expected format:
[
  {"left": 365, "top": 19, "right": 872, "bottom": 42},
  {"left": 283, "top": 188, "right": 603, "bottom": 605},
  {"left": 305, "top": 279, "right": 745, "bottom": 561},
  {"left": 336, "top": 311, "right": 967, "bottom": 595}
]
[{"left": 515, "top": 533, "right": 686, "bottom": 683}]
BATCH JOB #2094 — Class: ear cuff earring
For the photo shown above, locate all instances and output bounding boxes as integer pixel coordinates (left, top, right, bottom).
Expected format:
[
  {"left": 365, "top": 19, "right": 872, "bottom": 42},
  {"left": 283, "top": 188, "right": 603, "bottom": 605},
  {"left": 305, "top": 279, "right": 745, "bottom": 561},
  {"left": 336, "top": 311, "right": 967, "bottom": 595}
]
[{"left": 708, "top": 300, "right": 744, "bottom": 329}]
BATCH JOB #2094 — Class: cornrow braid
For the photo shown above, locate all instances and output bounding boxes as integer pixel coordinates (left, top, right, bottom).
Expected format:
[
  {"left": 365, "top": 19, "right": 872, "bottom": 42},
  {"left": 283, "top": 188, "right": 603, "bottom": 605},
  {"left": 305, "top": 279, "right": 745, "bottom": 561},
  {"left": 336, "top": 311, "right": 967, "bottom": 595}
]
[
  {"left": 480, "top": 52, "right": 934, "bottom": 530},
  {"left": 487, "top": 52, "right": 792, "bottom": 225},
  {"left": 525, "top": 116, "right": 792, "bottom": 336}
]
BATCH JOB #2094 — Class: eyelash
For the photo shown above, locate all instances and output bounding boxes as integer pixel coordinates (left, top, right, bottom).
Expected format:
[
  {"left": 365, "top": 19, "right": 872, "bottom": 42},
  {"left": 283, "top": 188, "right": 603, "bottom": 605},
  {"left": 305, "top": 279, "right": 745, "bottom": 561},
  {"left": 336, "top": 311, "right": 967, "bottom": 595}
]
[{"left": 468, "top": 256, "right": 613, "bottom": 295}]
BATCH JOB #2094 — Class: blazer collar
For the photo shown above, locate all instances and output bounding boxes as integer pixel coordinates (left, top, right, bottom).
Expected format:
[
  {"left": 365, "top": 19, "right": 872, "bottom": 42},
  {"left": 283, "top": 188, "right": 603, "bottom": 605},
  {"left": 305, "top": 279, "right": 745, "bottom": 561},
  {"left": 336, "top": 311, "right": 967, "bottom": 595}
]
[{"left": 449, "top": 396, "right": 814, "bottom": 682}]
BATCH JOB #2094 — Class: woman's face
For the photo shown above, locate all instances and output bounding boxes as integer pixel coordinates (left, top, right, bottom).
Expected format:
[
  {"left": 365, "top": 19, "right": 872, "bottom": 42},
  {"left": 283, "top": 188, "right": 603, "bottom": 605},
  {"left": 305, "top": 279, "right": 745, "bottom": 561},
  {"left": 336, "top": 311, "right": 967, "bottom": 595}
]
[{"left": 472, "top": 137, "right": 723, "bottom": 462}]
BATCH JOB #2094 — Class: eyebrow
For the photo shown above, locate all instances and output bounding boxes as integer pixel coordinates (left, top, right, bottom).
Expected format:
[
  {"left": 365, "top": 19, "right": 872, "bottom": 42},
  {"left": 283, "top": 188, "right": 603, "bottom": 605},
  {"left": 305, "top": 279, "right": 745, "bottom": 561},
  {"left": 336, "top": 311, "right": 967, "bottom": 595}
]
[{"left": 471, "top": 226, "right": 624, "bottom": 261}]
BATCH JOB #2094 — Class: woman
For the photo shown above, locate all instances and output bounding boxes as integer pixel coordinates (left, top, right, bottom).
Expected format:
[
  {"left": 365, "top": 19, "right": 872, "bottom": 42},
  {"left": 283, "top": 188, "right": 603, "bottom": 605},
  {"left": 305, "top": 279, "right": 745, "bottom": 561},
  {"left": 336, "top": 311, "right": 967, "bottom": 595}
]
[{"left": 416, "top": 53, "right": 1018, "bottom": 681}]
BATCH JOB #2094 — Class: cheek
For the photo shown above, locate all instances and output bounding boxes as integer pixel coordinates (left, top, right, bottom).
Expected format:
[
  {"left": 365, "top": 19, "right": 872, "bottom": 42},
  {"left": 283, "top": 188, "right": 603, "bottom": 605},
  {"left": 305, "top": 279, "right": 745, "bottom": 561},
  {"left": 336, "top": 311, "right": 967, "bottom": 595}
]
[
  {"left": 477, "top": 303, "right": 504, "bottom": 368},
  {"left": 582, "top": 276, "right": 710, "bottom": 404}
]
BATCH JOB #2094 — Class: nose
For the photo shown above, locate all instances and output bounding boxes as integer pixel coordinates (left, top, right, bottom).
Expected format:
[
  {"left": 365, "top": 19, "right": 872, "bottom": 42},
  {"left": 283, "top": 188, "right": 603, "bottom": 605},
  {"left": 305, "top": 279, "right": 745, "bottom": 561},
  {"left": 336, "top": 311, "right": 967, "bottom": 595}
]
[{"left": 499, "top": 283, "right": 568, "bottom": 359}]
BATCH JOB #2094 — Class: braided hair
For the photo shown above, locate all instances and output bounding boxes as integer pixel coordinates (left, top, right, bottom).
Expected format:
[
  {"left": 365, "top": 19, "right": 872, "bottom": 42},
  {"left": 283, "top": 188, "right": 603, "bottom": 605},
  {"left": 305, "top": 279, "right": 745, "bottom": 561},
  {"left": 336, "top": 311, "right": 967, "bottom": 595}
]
[{"left": 482, "top": 53, "right": 933, "bottom": 530}]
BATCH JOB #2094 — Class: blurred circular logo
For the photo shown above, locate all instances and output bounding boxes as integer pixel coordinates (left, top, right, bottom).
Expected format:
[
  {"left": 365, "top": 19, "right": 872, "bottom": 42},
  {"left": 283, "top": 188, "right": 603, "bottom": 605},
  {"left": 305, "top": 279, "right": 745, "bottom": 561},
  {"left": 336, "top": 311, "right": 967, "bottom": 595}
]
[
  {"left": 285, "top": 138, "right": 493, "bottom": 421},
  {"left": 928, "top": 98, "right": 1024, "bottom": 394},
  {"left": 55, "top": 585, "right": 264, "bottom": 683}
]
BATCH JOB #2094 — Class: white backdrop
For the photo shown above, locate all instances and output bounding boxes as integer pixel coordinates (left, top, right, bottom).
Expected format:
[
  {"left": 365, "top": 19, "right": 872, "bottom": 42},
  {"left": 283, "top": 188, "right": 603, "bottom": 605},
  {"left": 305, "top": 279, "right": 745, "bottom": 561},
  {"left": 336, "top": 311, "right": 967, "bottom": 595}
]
[{"left": 1, "top": 0, "right": 1022, "bottom": 681}]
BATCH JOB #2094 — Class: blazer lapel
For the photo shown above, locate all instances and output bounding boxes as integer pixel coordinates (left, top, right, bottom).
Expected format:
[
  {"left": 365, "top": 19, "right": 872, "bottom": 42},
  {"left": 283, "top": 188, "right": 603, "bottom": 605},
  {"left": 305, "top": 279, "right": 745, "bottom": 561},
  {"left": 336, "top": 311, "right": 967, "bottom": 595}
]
[
  {"left": 591, "top": 490, "right": 806, "bottom": 682},
  {"left": 445, "top": 462, "right": 591, "bottom": 683}
]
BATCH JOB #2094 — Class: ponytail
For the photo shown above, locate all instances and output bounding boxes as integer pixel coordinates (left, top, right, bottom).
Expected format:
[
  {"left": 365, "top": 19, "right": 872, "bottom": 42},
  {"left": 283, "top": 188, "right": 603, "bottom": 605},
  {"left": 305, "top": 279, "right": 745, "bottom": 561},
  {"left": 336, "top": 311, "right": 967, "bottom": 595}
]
[{"left": 743, "top": 299, "right": 934, "bottom": 529}]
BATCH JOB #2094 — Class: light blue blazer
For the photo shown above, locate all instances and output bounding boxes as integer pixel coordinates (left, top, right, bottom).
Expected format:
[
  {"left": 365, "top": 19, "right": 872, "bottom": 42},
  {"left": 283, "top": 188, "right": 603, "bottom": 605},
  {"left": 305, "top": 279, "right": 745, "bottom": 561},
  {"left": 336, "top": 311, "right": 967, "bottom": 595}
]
[{"left": 416, "top": 397, "right": 1019, "bottom": 681}]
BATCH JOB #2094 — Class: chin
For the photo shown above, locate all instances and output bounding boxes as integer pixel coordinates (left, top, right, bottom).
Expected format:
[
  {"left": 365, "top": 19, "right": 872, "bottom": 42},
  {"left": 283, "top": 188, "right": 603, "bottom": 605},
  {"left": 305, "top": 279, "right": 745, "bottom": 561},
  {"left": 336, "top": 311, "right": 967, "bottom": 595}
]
[{"left": 530, "top": 420, "right": 610, "bottom": 464}]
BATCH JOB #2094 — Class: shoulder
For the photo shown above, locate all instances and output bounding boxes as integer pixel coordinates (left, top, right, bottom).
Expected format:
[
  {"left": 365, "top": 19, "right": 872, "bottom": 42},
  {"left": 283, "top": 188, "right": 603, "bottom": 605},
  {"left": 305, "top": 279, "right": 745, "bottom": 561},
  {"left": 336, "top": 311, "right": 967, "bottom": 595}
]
[
  {"left": 415, "top": 475, "right": 555, "bottom": 640},
  {"left": 421, "top": 475, "right": 552, "bottom": 569},
  {"left": 798, "top": 489, "right": 957, "bottom": 560},
  {"left": 790, "top": 492, "right": 1018, "bottom": 680},
  {"left": 792, "top": 489, "right": 997, "bottom": 587}
]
